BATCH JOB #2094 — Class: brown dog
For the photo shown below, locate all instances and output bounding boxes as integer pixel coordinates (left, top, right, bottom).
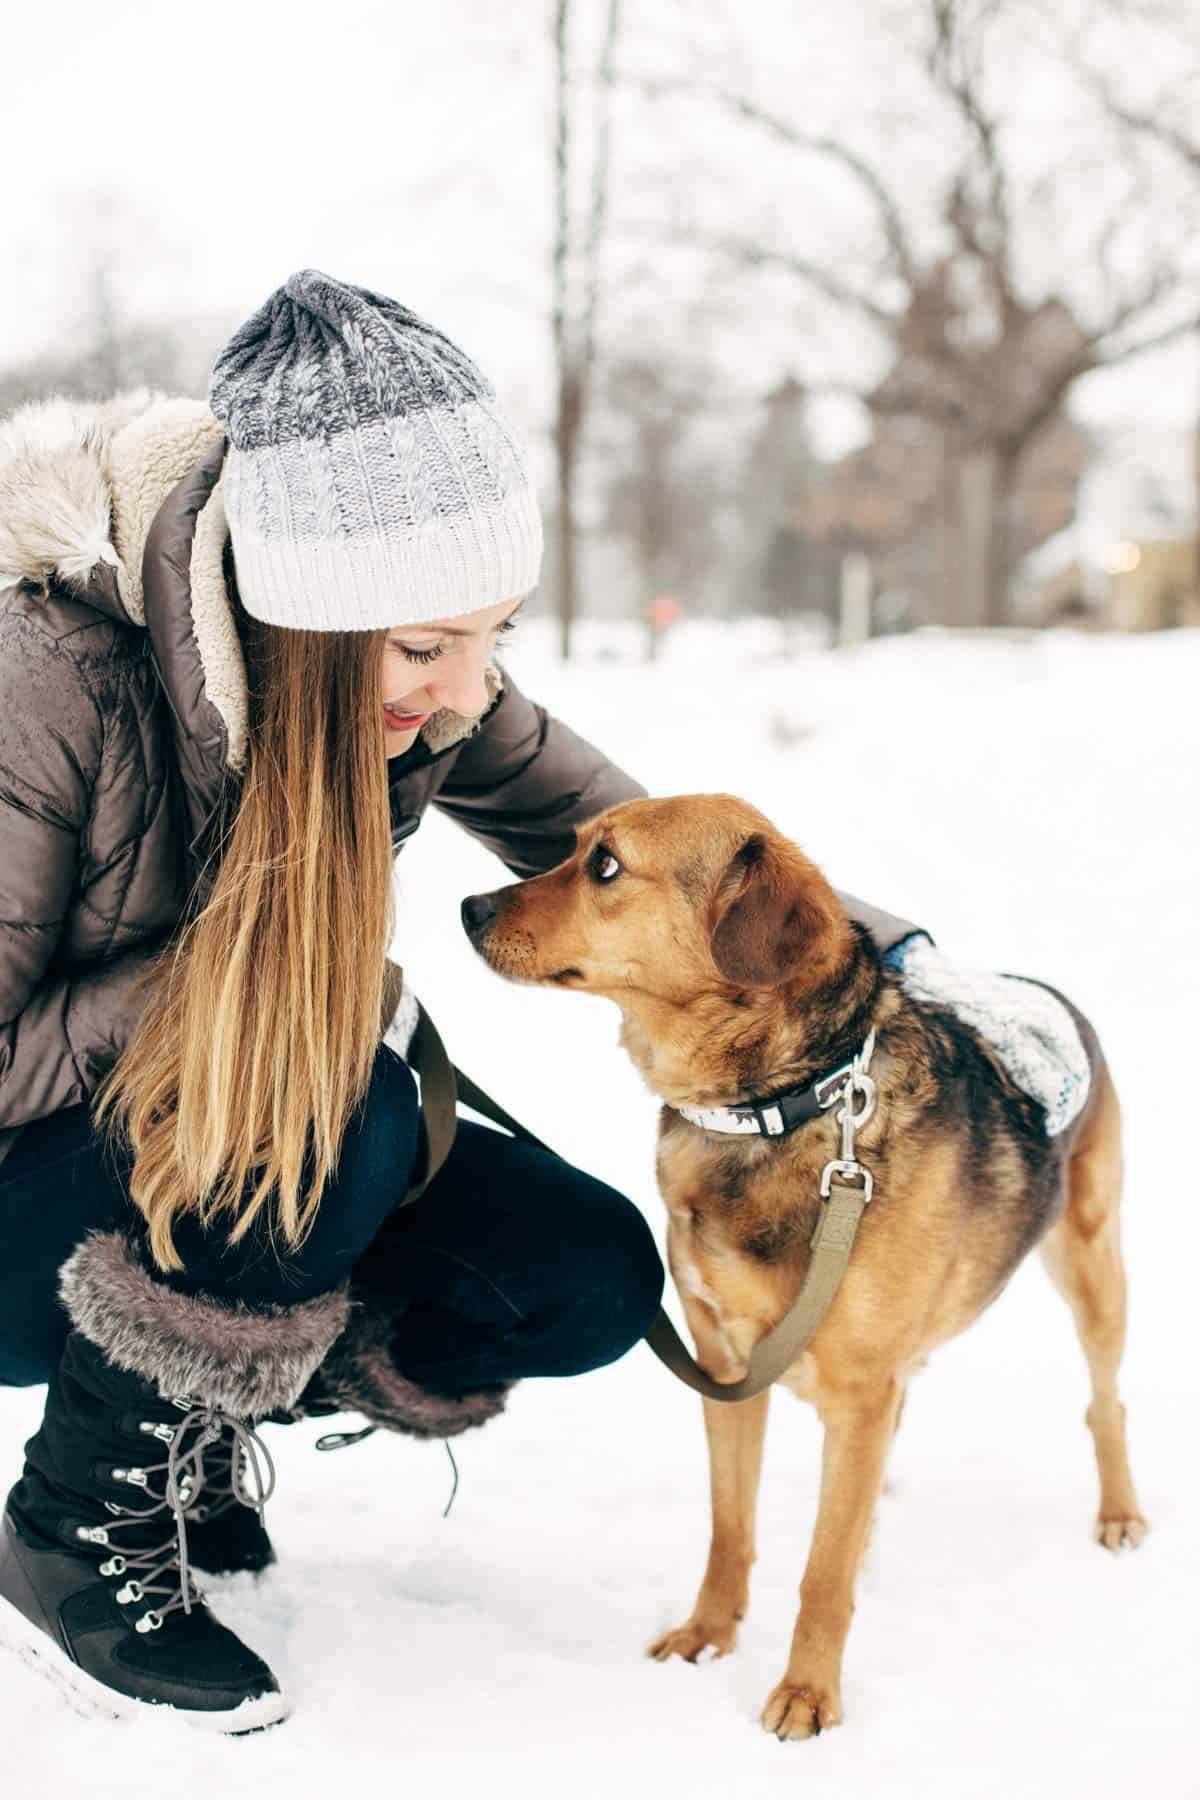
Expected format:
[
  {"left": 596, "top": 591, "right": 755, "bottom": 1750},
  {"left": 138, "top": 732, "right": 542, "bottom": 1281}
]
[{"left": 461, "top": 794, "right": 1146, "bottom": 1741}]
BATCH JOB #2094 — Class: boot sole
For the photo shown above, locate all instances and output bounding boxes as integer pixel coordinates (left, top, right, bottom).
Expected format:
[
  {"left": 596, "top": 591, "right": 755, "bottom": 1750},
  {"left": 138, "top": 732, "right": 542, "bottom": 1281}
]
[{"left": 0, "top": 1593, "right": 290, "bottom": 1734}]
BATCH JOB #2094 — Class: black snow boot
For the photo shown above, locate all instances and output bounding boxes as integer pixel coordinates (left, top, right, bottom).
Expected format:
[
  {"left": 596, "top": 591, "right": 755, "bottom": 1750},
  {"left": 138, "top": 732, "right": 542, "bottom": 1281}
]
[
  {"left": 185, "top": 1435, "right": 277, "bottom": 1578},
  {"left": 0, "top": 1227, "right": 351, "bottom": 1731},
  {"left": 0, "top": 1331, "right": 286, "bottom": 1730}
]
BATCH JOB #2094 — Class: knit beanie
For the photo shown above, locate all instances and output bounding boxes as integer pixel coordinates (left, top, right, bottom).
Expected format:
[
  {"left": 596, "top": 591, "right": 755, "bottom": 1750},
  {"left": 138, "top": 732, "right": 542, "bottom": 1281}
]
[{"left": 206, "top": 269, "right": 543, "bottom": 630}]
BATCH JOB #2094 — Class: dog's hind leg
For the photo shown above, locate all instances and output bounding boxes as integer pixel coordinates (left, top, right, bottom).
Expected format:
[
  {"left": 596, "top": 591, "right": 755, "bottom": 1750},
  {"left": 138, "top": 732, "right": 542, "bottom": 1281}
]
[
  {"left": 646, "top": 1388, "right": 770, "bottom": 1664},
  {"left": 1039, "top": 1067, "right": 1147, "bottom": 1550}
]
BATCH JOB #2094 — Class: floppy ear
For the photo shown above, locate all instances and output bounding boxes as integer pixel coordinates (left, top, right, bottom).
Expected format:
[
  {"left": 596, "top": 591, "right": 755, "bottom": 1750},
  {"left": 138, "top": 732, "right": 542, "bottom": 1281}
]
[{"left": 709, "top": 833, "right": 832, "bottom": 986}]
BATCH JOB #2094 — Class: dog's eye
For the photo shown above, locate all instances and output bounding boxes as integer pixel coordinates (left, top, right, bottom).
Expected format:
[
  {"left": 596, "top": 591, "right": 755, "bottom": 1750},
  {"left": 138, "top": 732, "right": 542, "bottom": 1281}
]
[{"left": 589, "top": 845, "right": 622, "bottom": 884}]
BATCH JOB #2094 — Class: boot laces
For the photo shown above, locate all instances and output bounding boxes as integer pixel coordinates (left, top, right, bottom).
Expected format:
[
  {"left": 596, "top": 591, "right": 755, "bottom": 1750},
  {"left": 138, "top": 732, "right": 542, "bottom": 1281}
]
[
  {"left": 185, "top": 1427, "right": 272, "bottom": 1527},
  {"left": 80, "top": 1403, "right": 276, "bottom": 1634}
]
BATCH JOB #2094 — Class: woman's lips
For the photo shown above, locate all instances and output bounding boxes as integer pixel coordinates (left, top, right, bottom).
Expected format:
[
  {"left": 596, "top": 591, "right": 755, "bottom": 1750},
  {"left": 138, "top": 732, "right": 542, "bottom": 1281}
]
[{"left": 383, "top": 705, "right": 429, "bottom": 731}]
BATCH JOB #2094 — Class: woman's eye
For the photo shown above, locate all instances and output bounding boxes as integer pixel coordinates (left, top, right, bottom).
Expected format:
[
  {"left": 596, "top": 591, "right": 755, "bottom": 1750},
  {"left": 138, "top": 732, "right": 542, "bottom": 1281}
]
[
  {"left": 397, "top": 642, "right": 445, "bottom": 665},
  {"left": 589, "top": 847, "right": 622, "bottom": 883}
]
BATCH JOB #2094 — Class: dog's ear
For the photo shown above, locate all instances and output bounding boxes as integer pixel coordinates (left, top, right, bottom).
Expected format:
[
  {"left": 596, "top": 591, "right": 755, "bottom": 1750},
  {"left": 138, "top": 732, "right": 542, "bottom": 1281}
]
[{"left": 709, "top": 833, "right": 832, "bottom": 986}]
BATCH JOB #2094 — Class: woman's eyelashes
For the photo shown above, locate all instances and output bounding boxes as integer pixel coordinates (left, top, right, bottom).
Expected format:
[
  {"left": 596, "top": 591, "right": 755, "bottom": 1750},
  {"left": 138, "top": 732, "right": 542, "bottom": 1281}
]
[{"left": 393, "top": 616, "right": 521, "bottom": 665}]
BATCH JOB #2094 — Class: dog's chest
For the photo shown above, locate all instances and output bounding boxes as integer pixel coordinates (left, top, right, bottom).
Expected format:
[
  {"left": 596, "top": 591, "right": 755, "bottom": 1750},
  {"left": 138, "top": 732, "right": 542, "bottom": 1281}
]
[{"left": 657, "top": 1121, "right": 828, "bottom": 1379}]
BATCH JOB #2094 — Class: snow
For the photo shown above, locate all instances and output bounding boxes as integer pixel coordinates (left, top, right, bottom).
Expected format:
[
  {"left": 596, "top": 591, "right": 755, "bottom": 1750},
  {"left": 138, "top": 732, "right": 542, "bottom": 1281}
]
[{"left": 4, "top": 621, "right": 1198, "bottom": 1798}]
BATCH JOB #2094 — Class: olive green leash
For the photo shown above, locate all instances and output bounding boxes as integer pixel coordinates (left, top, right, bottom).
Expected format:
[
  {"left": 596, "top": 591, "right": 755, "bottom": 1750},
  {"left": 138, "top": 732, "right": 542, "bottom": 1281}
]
[{"left": 388, "top": 966, "right": 878, "bottom": 1406}]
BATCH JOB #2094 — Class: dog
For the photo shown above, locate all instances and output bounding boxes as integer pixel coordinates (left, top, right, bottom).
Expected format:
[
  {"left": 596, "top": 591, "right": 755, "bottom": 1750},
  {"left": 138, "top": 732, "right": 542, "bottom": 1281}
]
[{"left": 460, "top": 794, "right": 1146, "bottom": 1742}]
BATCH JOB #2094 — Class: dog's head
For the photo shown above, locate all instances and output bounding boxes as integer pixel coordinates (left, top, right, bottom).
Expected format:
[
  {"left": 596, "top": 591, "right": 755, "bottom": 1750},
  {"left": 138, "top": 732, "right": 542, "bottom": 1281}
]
[{"left": 461, "top": 794, "right": 851, "bottom": 1006}]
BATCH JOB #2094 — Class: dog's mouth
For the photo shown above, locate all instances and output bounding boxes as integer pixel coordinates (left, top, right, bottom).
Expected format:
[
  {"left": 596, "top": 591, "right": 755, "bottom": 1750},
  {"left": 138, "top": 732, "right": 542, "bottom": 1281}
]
[{"left": 547, "top": 967, "right": 584, "bottom": 985}]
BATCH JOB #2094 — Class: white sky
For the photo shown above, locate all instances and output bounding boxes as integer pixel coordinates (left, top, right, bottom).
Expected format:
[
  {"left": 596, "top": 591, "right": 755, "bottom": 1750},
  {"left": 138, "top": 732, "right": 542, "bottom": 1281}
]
[{"left": 3, "top": 0, "right": 1198, "bottom": 462}]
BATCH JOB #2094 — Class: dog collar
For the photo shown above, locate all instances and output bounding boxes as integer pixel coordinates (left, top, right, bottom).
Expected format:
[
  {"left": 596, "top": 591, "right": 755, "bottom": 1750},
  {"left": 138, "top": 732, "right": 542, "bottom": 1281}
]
[{"left": 673, "top": 1030, "right": 876, "bottom": 1140}]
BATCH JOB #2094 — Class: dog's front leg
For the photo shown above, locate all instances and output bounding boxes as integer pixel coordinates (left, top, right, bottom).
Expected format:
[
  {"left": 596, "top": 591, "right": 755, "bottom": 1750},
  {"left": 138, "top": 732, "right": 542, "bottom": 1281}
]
[
  {"left": 761, "top": 1378, "right": 902, "bottom": 1741},
  {"left": 647, "top": 1388, "right": 770, "bottom": 1664}
]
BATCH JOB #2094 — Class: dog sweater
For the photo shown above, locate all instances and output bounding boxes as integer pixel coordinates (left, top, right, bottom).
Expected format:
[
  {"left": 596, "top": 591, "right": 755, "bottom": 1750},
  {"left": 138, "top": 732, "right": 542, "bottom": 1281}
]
[{"left": 882, "top": 936, "right": 1091, "bottom": 1137}]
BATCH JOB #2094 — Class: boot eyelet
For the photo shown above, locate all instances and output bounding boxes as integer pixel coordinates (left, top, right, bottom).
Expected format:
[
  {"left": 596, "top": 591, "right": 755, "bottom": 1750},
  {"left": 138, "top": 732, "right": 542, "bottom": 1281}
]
[
  {"left": 99, "top": 1556, "right": 127, "bottom": 1577},
  {"left": 76, "top": 1525, "right": 109, "bottom": 1545},
  {"left": 139, "top": 1421, "right": 176, "bottom": 1444},
  {"left": 115, "top": 1580, "right": 144, "bottom": 1605},
  {"left": 113, "top": 1466, "right": 149, "bottom": 1488},
  {"left": 135, "top": 1610, "right": 163, "bottom": 1634},
  {"left": 190, "top": 1504, "right": 210, "bottom": 1521}
]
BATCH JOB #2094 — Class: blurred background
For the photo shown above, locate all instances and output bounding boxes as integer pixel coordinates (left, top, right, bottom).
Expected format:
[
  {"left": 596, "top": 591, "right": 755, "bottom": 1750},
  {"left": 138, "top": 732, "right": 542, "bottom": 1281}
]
[
  {"left": 4, "top": 0, "right": 1200, "bottom": 652},
  {"left": 4, "top": 5, "right": 1199, "bottom": 1794}
]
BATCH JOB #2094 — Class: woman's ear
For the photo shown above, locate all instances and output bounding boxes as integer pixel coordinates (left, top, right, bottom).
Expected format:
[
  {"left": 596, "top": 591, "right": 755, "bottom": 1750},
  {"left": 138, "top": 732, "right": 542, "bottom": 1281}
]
[{"left": 709, "top": 833, "right": 833, "bottom": 986}]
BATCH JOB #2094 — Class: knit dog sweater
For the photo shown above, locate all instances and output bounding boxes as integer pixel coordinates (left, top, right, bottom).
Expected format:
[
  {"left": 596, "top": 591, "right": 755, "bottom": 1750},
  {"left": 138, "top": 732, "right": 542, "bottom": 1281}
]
[{"left": 883, "top": 936, "right": 1091, "bottom": 1136}]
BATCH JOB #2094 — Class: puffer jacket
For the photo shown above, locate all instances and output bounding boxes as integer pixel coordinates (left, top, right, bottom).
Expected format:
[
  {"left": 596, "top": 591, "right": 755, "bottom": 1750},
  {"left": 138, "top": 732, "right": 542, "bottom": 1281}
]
[{"left": 0, "top": 391, "right": 643, "bottom": 1163}]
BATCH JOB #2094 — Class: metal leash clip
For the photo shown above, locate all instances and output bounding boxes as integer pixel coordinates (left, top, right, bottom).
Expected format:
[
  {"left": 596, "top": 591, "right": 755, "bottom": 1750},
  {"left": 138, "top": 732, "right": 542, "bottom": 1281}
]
[{"left": 819, "top": 1028, "right": 877, "bottom": 1201}]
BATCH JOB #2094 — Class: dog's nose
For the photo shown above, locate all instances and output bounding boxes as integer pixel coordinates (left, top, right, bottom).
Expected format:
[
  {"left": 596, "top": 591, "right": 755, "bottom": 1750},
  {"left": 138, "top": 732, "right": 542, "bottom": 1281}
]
[{"left": 461, "top": 893, "right": 499, "bottom": 938}]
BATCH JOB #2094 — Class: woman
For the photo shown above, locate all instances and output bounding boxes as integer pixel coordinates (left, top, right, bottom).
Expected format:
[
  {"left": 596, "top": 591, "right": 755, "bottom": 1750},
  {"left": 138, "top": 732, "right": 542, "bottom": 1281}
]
[{"left": 0, "top": 271, "right": 911, "bottom": 1732}]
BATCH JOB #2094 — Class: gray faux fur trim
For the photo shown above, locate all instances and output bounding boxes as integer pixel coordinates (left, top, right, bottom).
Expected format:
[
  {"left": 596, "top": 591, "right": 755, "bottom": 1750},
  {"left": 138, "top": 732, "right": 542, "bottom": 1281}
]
[
  {"left": 0, "top": 389, "right": 159, "bottom": 597},
  {"left": 306, "top": 1292, "right": 514, "bottom": 1441},
  {"left": 0, "top": 389, "right": 223, "bottom": 617},
  {"left": 58, "top": 1229, "right": 351, "bottom": 1417}
]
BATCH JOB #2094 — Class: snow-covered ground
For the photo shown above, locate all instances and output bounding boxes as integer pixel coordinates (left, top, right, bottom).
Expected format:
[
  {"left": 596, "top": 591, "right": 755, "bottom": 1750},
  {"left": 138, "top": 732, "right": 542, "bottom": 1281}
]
[{"left": 5, "top": 622, "right": 1198, "bottom": 1799}]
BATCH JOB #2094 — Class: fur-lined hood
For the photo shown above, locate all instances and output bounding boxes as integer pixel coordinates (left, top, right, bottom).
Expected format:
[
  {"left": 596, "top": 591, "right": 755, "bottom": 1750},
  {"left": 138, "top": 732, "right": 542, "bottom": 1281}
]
[{"left": 0, "top": 387, "right": 499, "bottom": 788}]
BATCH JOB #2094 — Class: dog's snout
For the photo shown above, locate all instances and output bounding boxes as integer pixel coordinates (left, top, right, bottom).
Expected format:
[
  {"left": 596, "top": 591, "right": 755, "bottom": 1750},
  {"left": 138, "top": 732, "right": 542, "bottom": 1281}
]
[{"left": 461, "top": 892, "right": 499, "bottom": 939}]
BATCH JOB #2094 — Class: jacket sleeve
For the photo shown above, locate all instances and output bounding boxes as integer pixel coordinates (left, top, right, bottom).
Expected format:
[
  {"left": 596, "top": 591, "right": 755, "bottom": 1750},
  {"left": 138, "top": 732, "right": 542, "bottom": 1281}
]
[
  {"left": 431, "top": 670, "right": 646, "bottom": 878},
  {"left": 0, "top": 635, "right": 161, "bottom": 1129}
]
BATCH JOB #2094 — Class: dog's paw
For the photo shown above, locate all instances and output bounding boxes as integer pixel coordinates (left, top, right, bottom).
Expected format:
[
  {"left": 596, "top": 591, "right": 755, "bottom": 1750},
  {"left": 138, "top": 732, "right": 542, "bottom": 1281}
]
[
  {"left": 760, "top": 1677, "right": 842, "bottom": 1741},
  {"left": 645, "top": 1616, "right": 739, "bottom": 1664},
  {"left": 1094, "top": 1510, "right": 1148, "bottom": 1551}
]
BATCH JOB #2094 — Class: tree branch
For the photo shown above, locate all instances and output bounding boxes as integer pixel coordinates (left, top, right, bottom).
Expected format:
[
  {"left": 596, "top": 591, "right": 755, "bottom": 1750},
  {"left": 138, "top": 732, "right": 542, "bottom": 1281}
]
[
  {"left": 1095, "top": 308, "right": 1200, "bottom": 369},
  {"left": 631, "top": 76, "right": 921, "bottom": 288},
  {"left": 652, "top": 226, "right": 900, "bottom": 329},
  {"left": 1094, "top": 83, "right": 1200, "bottom": 174},
  {"left": 925, "top": 0, "right": 1014, "bottom": 313}
]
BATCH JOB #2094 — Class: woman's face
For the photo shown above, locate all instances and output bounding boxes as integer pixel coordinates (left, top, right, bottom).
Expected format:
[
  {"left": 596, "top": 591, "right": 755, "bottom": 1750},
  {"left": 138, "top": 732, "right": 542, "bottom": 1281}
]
[{"left": 381, "top": 596, "right": 524, "bottom": 756}]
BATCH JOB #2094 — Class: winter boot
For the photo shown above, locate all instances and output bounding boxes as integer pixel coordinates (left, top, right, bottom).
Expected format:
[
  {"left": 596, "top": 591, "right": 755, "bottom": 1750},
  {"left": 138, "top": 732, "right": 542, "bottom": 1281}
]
[
  {"left": 0, "top": 1228, "right": 350, "bottom": 1731},
  {"left": 185, "top": 1434, "right": 277, "bottom": 1578}
]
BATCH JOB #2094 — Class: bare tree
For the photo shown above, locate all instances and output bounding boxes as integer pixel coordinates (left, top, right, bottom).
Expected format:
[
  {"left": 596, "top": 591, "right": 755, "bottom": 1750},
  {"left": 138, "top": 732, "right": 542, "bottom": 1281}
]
[
  {"left": 1086, "top": 57, "right": 1200, "bottom": 606},
  {"left": 645, "top": 0, "right": 1200, "bottom": 625},
  {"left": 551, "top": 0, "right": 621, "bottom": 659}
]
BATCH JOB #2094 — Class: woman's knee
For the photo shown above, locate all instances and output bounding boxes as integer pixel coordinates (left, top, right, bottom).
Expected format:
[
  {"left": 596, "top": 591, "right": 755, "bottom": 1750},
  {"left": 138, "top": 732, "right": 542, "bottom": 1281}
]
[
  {"left": 327, "top": 1045, "right": 424, "bottom": 1249},
  {"left": 0, "top": 1325, "right": 64, "bottom": 1388},
  {"left": 538, "top": 1182, "right": 665, "bottom": 1375},
  {"left": 167, "top": 1046, "right": 423, "bottom": 1306}
]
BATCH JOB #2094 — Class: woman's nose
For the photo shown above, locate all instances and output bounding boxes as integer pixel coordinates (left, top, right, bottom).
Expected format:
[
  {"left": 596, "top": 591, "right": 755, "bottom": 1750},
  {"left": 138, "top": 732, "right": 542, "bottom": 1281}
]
[{"left": 427, "top": 643, "right": 491, "bottom": 718}]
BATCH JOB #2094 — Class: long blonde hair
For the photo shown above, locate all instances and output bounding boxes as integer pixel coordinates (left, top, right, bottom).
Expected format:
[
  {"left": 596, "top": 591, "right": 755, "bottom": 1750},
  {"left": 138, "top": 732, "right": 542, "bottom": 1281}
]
[{"left": 96, "top": 617, "right": 394, "bottom": 1271}]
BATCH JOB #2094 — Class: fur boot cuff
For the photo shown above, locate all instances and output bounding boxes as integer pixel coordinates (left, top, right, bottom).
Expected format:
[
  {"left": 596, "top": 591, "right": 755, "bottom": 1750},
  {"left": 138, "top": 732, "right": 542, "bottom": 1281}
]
[
  {"left": 297, "top": 1293, "right": 514, "bottom": 1441},
  {"left": 58, "top": 1229, "right": 351, "bottom": 1417}
]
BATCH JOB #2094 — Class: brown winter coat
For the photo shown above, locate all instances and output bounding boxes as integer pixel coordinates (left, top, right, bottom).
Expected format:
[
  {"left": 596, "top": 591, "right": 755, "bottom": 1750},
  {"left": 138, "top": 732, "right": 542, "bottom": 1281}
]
[{"left": 0, "top": 390, "right": 921, "bottom": 1168}]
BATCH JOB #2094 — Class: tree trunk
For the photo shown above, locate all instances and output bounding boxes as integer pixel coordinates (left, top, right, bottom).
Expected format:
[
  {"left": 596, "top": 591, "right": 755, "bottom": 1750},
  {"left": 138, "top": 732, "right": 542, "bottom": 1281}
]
[
  {"left": 555, "top": 368, "right": 582, "bottom": 661},
  {"left": 552, "top": 0, "right": 574, "bottom": 661},
  {"left": 959, "top": 445, "right": 1017, "bottom": 628},
  {"left": 930, "top": 431, "right": 962, "bottom": 626}
]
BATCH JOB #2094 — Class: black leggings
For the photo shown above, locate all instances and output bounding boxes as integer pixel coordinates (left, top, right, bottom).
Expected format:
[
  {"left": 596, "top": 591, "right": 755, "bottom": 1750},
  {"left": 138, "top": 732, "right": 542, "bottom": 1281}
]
[{"left": 0, "top": 1046, "right": 665, "bottom": 1394}]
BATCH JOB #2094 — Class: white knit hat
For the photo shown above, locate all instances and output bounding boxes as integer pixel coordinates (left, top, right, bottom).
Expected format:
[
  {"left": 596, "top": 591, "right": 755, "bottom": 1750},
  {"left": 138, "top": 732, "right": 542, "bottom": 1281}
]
[{"left": 206, "top": 269, "right": 543, "bottom": 630}]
